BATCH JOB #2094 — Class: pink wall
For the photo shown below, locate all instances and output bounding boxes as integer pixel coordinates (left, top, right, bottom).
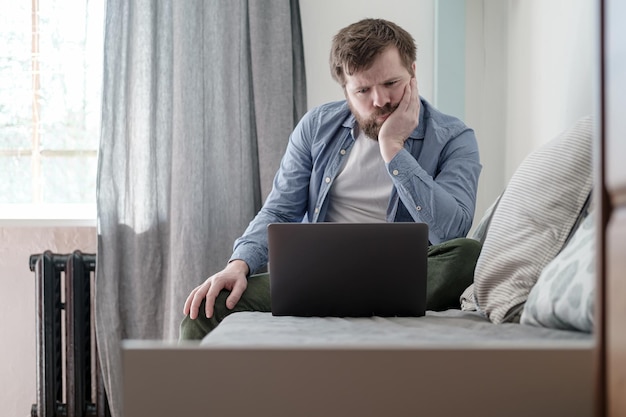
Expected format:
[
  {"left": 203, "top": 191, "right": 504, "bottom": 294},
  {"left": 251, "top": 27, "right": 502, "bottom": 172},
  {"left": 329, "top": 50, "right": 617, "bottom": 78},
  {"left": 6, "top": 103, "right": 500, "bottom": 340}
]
[{"left": 0, "top": 226, "right": 96, "bottom": 416}]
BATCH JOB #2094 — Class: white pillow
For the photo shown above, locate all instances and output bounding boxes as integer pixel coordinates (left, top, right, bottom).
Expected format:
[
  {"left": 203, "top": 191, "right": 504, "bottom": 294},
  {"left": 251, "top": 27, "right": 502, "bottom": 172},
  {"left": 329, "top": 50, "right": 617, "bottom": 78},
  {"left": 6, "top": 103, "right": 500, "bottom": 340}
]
[
  {"left": 520, "top": 211, "right": 595, "bottom": 332},
  {"left": 473, "top": 116, "right": 593, "bottom": 324}
]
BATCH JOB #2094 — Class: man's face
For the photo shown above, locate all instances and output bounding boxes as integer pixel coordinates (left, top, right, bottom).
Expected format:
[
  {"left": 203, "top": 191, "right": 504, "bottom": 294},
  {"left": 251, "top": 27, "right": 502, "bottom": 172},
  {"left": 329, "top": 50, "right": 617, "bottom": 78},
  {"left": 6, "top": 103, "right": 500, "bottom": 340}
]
[{"left": 343, "top": 47, "right": 414, "bottom": 140}]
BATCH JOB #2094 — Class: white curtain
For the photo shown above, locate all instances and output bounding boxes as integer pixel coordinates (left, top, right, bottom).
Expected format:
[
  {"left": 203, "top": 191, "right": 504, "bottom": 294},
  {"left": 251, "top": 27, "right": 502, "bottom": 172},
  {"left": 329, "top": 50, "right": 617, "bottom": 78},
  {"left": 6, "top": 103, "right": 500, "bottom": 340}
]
[{"left": 95, "top": 1, "right": 306, "bottom": 416}]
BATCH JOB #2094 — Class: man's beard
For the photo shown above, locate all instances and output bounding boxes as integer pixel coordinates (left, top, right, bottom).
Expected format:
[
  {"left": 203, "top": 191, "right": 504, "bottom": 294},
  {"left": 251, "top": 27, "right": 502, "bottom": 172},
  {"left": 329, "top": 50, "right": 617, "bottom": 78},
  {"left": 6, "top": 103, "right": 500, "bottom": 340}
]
[{"left": 348, "top": 101, "right": 399, "bottom": 140}]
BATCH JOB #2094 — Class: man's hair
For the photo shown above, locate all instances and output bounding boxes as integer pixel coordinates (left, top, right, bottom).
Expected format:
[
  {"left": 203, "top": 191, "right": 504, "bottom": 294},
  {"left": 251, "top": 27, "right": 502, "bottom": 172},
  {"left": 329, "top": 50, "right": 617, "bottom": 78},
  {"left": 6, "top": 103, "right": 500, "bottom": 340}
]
[{"left": 329, "top": 18, "right": 417, "bottom": 86}]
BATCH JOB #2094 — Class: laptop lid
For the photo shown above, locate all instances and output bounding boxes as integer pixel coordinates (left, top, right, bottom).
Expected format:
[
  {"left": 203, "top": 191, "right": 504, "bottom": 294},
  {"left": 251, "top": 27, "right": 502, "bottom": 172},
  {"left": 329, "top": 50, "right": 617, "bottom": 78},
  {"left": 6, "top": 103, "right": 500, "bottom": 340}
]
[{"left": 267, "top": 222, "right": 428, "bottom": 317}]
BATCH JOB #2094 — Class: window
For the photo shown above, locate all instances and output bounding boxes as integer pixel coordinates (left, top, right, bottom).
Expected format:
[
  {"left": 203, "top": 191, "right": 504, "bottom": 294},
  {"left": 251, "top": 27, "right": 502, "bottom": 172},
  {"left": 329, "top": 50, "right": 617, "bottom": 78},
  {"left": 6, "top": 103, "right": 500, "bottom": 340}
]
[{"left": 0, "top": 0, "right": 103, "bottom": 222}]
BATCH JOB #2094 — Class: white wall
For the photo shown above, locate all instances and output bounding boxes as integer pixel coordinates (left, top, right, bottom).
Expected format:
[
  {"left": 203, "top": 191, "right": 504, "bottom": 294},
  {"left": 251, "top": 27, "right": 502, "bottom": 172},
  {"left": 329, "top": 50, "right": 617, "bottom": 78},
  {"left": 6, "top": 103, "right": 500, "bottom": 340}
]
[
  {"left": 465, "top": 0, "right": 597, "bottom": 223},
  {"left": 504, "top": 0, "right": 596, "bottom": 173}
]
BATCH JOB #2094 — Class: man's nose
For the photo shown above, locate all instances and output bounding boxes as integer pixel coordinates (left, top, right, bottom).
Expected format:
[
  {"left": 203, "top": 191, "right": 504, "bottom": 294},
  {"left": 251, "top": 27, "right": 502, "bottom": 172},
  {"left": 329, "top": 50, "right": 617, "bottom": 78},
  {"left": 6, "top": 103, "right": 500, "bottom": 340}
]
[{"left": 371, "top": 87, "right": 390, "bottom": 108}]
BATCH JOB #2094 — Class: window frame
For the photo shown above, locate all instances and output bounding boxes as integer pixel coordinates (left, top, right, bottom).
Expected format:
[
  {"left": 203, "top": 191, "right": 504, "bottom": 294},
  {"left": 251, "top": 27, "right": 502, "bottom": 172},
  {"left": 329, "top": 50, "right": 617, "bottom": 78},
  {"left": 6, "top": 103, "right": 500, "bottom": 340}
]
[{"left": 0, "top": 203, "right": 96, "bottom": 227}]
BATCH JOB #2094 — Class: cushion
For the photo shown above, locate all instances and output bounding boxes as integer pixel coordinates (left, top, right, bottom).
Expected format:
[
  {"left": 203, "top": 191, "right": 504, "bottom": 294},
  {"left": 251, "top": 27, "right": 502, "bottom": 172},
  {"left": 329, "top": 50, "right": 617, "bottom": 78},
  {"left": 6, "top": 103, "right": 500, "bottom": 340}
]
[
  {"left": 469, "top": 196, "right": 501, "bottom": 244},
  {"left": 460, "top": 196, "right": 502, "bottom": 312},
  {"left": 520, "top": 210, "right": 595, "bottom": 332},
  {"left": 460, "top": 283, "right": 478, "bottom": 311},
  {"left": 473, "top": 116, "right": 593, "bottom": 324}
]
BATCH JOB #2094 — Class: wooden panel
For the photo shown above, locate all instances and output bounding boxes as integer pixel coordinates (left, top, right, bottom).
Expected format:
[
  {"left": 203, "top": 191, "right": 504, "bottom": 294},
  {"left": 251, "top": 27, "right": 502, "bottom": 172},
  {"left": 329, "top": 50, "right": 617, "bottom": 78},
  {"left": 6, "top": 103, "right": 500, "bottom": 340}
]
[
  {"left": 607, "top": 209, "right": 626, "bottom": 416},
  {"left": 605, "top": 0, "right": 626, "bottom": 205},
  {"left": 123, "top": 342, "right": 593, "bottom": 417},
  {"left": 604, "top": 0, "right": 626, "bottom": 415}
]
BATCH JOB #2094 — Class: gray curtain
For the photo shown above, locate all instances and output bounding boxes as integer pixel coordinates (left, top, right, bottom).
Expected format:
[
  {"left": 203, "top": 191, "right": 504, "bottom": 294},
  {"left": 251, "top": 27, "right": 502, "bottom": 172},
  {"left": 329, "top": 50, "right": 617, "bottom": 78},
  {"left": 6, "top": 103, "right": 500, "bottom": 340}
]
[{"left": 95, "top": 1, "right": 306, "bottom": 416}]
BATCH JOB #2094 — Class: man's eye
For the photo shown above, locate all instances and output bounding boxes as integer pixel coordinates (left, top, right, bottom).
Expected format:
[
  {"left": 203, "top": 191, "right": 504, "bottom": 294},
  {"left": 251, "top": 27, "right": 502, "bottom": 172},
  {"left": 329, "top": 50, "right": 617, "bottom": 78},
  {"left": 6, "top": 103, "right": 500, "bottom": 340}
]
[
  {"left": 386, "top": 80, "right": 398, "bottom": 87},
  {"left": 357, "top": 88, "right": 368, "bottom": 94}
]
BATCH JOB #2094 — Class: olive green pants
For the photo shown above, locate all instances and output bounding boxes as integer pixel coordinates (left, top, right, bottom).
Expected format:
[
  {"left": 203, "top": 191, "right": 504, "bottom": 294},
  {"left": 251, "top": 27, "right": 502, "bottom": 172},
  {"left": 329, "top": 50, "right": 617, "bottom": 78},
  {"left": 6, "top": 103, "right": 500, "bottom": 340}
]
[{"left": 179, "top": 237, "right": 481, "bottom": 340}]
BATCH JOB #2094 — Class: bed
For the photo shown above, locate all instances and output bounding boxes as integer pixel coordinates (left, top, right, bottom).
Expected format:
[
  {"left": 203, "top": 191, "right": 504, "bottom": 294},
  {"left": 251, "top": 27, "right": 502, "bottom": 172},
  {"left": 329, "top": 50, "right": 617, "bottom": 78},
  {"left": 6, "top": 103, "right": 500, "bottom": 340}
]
[{"left": 123, "top": 309, "right": 593, "bottom": 417}]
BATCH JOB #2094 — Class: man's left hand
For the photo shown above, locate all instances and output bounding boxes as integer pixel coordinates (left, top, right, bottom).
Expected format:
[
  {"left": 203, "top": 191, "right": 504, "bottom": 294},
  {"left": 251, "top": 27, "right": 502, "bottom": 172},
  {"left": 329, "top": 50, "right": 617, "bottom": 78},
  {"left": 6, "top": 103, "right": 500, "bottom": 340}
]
[{"left": 378, "top": 77, "right": 420, "bottom": 163}]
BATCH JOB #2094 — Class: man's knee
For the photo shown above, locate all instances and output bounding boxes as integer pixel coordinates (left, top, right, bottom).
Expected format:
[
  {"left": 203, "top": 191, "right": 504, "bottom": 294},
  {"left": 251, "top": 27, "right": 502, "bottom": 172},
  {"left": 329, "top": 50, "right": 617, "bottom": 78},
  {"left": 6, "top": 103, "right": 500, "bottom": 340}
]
[
  {"left": 425, "top": 238, "right": 482, "bottom": 311},
  {"left": 429, "top": 237, "right": 481, "bottom": 259},
  {"left": 179, "top": 296, "right": 227, "bottom": 341},
  {"left": 451, "top": 237, "right": 482, "bottom": 262},
  {"left": 179, "top": 311, "right": 212, "bottom": 341}
]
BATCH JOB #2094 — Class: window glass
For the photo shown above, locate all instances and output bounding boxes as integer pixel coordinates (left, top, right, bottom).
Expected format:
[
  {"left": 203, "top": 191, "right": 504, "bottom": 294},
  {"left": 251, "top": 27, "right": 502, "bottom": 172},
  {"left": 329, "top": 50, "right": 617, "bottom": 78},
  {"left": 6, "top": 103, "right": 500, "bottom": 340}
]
[
  {"left": 0, "top": 3, "right": 31, "bottom": 150},
  {"left": 0, "top": 155, "right": 32, "bottom": 204},
  {"left": 0, "top": 0, "right": 102, "bottom": 211},
  {"left": 41, "top": 155, "right": 97, "bottom": 204}
]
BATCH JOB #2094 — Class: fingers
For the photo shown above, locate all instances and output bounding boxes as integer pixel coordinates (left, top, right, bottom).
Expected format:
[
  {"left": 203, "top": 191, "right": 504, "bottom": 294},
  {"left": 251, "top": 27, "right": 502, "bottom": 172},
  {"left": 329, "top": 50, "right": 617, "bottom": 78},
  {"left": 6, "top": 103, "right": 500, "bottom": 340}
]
[
  {"left": 182, "top": 274, "right": 215, "bottom": 319},
  {"left": 403, "top": 78, "right": 420, "bottom": 124},
  {"left": 394, "top": 79, "right": 411, "bottom": 112},
  {"left": 183, "top": 288, "right": 195, "bottom": 315},
  {"left": 225, "top": 278, "right": 247, "bottom": 310},
  {"left": 404, "top": 77, "right": 418, "bottom": 112},
  {"left": 204, "top": 280, "right": 220, "bottom": 318},
  {"left": 392, "top": 78, "right": 417, "bottom": 117},
  {"left": 413, "top": 79, "right": 420, "bottom": 115},
  {"left": 184, "top": 282, "right": 211, "bottom": 320},
  {"left": 183, "top": 285, "right": 202, "bottom": 317},
  {"left": 183, "top": 267, "right": 248, "bottom": 320},
  {"left": 411, "top": 78, "right": 418, "bottom": 103}
]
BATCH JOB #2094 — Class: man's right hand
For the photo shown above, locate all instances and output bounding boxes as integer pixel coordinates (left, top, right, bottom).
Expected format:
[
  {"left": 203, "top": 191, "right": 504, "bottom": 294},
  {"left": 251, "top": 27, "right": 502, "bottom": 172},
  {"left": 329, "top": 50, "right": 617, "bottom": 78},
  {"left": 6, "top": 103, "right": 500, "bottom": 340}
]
[{"left": 183, "top": 259, "right": 249, "bottom": 319}]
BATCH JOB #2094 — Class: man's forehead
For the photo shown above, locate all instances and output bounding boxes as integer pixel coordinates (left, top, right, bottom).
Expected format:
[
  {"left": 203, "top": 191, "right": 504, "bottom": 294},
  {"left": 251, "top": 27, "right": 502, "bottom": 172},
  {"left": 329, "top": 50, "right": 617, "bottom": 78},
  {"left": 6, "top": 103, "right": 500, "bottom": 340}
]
[
  {"left": 344, "top": 68, "right": 408, "bottom": 90},
  {"left": 342, "top": 47, "right": 409, "bottom": 88}
]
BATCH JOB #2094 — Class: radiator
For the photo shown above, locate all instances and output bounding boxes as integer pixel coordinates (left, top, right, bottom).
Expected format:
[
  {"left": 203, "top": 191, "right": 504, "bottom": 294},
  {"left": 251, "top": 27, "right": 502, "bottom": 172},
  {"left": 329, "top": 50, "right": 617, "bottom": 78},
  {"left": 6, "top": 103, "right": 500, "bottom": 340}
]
[{"left": 30, "top": 251, "right": 111, "bottom": 417}]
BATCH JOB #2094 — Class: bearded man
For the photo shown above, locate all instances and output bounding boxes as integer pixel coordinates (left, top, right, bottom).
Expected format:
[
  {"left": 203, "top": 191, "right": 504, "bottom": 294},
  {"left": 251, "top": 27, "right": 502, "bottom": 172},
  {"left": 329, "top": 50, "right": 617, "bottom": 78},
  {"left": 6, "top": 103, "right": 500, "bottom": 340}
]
[{"left": 181, "top": 18, "right": 482, "bottom": 340}]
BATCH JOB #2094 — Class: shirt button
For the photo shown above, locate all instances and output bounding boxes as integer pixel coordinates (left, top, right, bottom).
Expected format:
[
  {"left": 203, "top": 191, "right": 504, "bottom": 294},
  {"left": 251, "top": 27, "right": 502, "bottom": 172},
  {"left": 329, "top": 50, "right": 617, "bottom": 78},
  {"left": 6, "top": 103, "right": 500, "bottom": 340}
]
[
  {"left": 325, "top": 177, "right": 331, "bottom": 183},
  {"left": 314, "top": 207, "right": 320, "bottom": 214},
  {"left": 392, "top": 169, "right": 399, "bottom": 176},
  {"left": 340, "top": 149, "right": 346, "bottom": 155},
  {"left": 416, "top": 206, "right": 422, "bottom": 211}
]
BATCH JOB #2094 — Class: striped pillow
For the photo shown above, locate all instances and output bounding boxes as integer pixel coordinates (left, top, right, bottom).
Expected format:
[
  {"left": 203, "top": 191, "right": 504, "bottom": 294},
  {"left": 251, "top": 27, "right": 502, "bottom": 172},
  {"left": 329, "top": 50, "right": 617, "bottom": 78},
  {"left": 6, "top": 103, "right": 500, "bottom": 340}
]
[{"left": 474, "top": 116, "right": 593, "bottom": 324}]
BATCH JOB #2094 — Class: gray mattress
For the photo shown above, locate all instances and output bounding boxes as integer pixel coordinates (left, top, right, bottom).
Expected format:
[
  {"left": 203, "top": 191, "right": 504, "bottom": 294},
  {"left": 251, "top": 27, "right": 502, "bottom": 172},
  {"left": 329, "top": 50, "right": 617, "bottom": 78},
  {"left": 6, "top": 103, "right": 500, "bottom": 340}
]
[{"left": 201, "top": 309, "right": 592, "bottom": 347}]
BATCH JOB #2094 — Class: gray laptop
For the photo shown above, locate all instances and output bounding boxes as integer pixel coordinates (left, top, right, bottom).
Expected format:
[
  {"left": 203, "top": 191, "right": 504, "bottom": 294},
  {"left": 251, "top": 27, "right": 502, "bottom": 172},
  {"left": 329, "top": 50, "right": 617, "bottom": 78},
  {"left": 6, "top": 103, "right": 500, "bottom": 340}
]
[{"left": 267, "top": 222, "right": 428, "bottom": 317}]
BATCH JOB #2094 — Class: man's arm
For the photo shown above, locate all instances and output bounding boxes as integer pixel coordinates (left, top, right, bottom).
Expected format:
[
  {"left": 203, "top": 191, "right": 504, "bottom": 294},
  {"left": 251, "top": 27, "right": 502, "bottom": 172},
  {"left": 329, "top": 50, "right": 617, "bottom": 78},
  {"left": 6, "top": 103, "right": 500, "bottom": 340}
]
[
  {"left": 184, "top": 110, "right": 317, "bottom": 320},
  {"left": 379, "top": 78, "right": 480, "bottom": 242},
  {"left": 229, "top": 113, "right": 316, "bottom": 274},
  {"left": 388, "top": 133, "right": 481, "bottom": 243}
]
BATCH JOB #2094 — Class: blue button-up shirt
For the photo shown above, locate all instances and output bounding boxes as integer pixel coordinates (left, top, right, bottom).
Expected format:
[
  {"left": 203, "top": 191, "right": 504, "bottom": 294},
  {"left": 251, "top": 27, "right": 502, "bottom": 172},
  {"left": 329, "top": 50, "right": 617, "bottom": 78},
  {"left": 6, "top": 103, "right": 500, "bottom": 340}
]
[{"left": 231, "top": 98, "right": 481, "bottom": 274}]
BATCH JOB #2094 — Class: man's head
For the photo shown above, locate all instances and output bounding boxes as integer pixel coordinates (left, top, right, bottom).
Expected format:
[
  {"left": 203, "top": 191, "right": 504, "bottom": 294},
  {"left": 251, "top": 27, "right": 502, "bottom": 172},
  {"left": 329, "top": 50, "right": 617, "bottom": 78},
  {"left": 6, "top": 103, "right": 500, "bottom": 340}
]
[
  {"left": 329, "top": 19, "right": 417, "bottom": 139},
  {"left": 330, "top": 19, "right": 416, "bottom": 86}
]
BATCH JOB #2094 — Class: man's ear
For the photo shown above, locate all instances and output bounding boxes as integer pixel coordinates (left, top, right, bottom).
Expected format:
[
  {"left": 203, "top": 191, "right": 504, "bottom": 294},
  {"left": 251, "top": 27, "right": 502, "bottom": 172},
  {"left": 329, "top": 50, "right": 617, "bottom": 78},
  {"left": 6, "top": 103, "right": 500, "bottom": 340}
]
[{"left": 411, "top": 62, "right": 416, "bottom": 76}]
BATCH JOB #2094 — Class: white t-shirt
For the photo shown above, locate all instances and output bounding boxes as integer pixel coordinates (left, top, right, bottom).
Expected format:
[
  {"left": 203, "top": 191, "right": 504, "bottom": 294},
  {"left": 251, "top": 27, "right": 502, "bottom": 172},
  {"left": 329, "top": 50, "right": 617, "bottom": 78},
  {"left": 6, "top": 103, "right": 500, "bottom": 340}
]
[{"left": 325, "top": 130, "right": 393, "bottom": 223}]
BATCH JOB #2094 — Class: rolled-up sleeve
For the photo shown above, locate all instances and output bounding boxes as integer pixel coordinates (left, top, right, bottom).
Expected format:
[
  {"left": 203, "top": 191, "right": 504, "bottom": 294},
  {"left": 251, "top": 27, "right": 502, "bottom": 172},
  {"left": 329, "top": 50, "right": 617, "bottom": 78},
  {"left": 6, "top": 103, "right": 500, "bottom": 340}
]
[{"left": 387, "top": 127, "right": 481, "bottom": 244}]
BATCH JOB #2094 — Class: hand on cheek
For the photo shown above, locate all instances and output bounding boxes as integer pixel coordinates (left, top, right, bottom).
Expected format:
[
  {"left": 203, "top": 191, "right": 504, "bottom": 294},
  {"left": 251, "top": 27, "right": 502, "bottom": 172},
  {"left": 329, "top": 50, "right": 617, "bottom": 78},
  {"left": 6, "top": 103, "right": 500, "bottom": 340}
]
[{"left": 378, "top": 78, "right": 420, "bottom": 163}]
